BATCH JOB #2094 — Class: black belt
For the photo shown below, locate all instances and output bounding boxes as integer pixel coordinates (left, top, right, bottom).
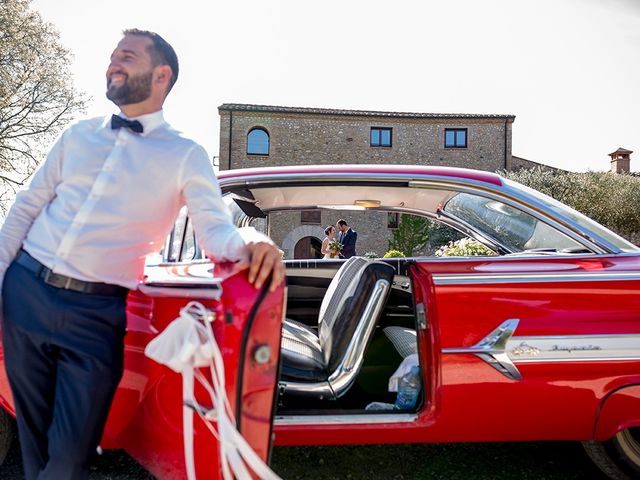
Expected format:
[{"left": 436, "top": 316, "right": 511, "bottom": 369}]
[{"left": 15, "top": 250, "right": 129, "bottom": 297}]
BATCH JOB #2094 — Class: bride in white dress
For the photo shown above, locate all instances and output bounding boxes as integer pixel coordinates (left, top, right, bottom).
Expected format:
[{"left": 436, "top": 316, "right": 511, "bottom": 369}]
[{"left": 321, "top": 225, "right": 338, "bottom": 259}]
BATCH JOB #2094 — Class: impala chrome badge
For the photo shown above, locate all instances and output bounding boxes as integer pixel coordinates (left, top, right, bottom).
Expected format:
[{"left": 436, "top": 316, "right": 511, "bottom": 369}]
[
  {"left": 510, "top": 342, "right": 540, "bottom": 357},
  {"left": 443, "top": 321, "right": 640, "bottom": 381},
  {"left": 551, "top": 344, "right": 602, "bottom": 353}
]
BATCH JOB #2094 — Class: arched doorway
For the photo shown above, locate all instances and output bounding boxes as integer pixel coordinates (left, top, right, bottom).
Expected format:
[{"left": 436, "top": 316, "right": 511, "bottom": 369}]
[{"left": 293, "top": 236, "right": 323, "bottom": 259}]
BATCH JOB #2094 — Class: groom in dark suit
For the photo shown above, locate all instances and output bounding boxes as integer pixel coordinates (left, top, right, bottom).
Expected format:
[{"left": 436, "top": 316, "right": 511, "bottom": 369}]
[{"left": 337, "top": 219, "right": 357, "bottom": 258}]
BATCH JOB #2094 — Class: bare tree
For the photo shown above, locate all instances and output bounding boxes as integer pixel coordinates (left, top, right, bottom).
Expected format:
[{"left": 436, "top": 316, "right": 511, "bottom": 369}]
[{"left": 0, "top": 0, "right": 87, "bottom": 214}]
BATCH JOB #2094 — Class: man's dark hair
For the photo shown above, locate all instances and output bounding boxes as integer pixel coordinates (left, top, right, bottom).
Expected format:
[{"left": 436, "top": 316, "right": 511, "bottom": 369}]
[
  {"left": 337, "top": 219, "right": 348, "bottom": 227},
  {"left": 123, "top": 28, "right": 179, "bottom": 94}
]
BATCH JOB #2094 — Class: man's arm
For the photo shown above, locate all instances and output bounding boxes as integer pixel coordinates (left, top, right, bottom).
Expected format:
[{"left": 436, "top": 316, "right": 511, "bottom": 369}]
[
  {"left": 0, "top": 131, "right": 65, "bottom": 290},
  {"left": 179, "top": 145, "right": 284, "bottom": 291}
]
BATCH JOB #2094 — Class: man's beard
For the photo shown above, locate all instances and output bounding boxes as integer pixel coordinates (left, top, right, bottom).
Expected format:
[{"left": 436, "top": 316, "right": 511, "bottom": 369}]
[{"left": 106, "top": 70, "right": 153, "bottom": 106}]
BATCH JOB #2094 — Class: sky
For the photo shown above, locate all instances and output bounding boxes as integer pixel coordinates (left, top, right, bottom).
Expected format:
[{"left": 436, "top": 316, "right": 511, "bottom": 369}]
[{"left": 32, "top": 0, "right": 640, "bottom": 172}]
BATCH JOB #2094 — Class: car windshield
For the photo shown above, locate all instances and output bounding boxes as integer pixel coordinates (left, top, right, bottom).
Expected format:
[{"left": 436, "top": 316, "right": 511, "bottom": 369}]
[
  {"left": 503, "top": 179, "right": 639, "bottom": 253},
  {"left": 443, "top": 192, "right": 582, "bottom": 252}
]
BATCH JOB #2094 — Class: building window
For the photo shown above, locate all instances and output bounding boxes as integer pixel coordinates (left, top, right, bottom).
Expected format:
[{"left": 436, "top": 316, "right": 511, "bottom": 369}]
[
  {"left": 370, "top": 127, "right": 392, "bottom": 147},
  {"left": 301, "top": 210, "right": 321, "bottom": 224},
  {"left": 444, "top": 128, "right": 467, "bottom": 148},
  {"left": 387, "top": 212, "right": 399, "bottom": 229},
  {"left": 247, "top": 128, "right": 269, "bottom": 155}
]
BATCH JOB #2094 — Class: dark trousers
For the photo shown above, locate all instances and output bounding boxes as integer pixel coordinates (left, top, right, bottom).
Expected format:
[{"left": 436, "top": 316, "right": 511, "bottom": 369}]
[{"left": 1, "top": 260, "right": 127, "bottom": 480}]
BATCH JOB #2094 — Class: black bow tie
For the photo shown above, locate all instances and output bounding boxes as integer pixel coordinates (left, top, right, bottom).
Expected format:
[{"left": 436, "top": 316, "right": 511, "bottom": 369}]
[{"left": 111, "top": 115, "right": 143, "bottom": 133}]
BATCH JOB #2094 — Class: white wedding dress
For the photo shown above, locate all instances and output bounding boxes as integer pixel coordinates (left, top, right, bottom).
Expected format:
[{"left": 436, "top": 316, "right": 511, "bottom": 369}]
[{"left": 322, "top": 236, "right": 337, "bottom": 259}]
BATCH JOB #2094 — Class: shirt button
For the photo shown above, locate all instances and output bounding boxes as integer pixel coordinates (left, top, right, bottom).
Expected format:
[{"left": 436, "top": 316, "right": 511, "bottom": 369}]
[{"left": 104, "top": 164, "right": 113, "bottom": 172}]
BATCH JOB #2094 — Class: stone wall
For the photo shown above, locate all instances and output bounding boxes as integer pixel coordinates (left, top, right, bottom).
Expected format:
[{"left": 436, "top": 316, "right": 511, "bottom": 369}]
[
  {"left": 510, "top": 155, "right": 564, "bottom": 172},
  {"left": 219, "top": 109, "right": 513, "bottom": 172},
  {"left": 269, "top": 210, "right": 391, "bottom": 259}
]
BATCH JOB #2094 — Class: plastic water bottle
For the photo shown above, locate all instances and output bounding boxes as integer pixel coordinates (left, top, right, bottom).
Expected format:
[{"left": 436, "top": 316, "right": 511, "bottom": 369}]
[{"left": 394, "top": 365, "right": 421, "bottom": 410}]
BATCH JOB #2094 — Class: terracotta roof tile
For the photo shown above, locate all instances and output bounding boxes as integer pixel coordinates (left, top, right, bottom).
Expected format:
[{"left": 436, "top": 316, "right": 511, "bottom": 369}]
[
  {"left": 218, "top": 103, "right": 515, "bottom": 120},
  {"left": 609, "top": 147, "right": 633, "bottom": 155}
]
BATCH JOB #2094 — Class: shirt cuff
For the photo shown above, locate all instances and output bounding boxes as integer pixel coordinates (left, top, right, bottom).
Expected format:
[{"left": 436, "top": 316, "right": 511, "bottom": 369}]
[{"left": 236, "top": 227, "right": 274, "bottom": 246}]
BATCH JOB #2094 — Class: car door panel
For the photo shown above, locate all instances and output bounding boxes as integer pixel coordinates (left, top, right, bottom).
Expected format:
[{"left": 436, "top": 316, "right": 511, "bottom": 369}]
[
  {"left": 413, "top": 254, "right": 640, "bottom": 441},
  {"left": 102, "top": 263, "right": 284, "bottom": 479},
  {"left": 275, "top": 254, "right": 640, "bottom": 446}
]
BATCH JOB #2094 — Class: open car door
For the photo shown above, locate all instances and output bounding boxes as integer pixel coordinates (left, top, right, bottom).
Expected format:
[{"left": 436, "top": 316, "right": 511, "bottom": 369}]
[{"left": 101, "top": 259, "right": 285, "bottom": 479}]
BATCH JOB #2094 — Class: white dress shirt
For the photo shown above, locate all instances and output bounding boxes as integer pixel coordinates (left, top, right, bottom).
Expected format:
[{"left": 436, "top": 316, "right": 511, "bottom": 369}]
[{"left": 0, "top": 110, "right": 253, "bottom": 290}]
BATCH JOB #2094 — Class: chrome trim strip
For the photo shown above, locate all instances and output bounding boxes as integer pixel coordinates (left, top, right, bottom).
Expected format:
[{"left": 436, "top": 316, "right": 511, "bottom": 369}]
[
  {"left": 284, "top": 268, "right": 341, "bottom": 277},
  {"left": 138, "top": 284, "right": 222, "bottom": 300},
  {"left": 506, "top": 334, "right": 640, "bottom": 363},
  {"left": 513, "top": 356, "right": 640, "bottom": 363},
  {"left": 444, "top": 322, "right": 640, "bottom": 379},
  {"left": 433, "top": 272, "right": 640, "bottom": 285},
  {"left": 278, "top": 380, "right": 333, "bottom": 398},
  {"left": 274, "top": 413, "right": 418, "bottom": 426},
  {"left": 220, "top": 171, "right": 499, "bottom": 190}
]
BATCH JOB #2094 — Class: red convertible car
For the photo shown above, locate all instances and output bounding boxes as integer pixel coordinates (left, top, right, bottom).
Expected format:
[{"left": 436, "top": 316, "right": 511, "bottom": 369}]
[{"left": 1, "top": 165, "right": 639, "bottom": 479}]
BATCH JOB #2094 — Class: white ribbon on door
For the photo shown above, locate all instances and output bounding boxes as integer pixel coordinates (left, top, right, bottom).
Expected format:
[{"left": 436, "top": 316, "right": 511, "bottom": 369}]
[{"left": 145, "top": 301, "right": 282, "bottom": 480}]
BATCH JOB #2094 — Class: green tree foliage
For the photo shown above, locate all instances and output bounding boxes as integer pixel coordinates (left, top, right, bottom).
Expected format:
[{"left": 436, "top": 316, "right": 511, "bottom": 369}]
[
  {"left": 0, "top": 0, "right": 86, "bottom": 213},
  {"left": 503, "top": 167, "right": 640, "bottom": 243},
  {"left": 388, "top": 214, "right": 430, "bottom": 256}
]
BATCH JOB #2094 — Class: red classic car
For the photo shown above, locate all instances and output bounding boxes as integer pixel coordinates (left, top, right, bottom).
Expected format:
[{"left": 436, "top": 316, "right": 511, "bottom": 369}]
[{"left": 1, "top": 165, "right": 639, "bottom": 479}]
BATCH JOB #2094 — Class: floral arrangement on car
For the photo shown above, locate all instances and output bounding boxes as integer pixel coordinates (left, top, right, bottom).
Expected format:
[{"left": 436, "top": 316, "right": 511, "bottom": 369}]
[
  {"left": 328, "top": 240, "right": 343, "bottom": 258},
  {"left": 434, "top": 237, "right": 496, "bottom": 257}
]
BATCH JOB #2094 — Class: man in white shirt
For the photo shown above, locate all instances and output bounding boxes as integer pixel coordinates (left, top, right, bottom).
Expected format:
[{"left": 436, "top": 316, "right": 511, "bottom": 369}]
[{"left": 0, "top": 29, "right": 284, "bottom": 479}]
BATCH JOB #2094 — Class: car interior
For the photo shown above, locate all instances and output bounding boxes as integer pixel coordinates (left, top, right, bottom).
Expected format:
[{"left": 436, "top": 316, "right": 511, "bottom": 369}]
[
  {"left": 277, "top": 255, "right": 421, "bottom": 415},
  {"left": 158, "top": 178, "right": 600, "bottom": 417},
  {"left": 162, "top": 210, "right": 427, "bottom": 415}
]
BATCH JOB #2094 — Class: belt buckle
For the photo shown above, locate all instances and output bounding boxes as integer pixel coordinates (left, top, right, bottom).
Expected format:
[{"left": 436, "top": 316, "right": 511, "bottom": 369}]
[
  {"left": 42, "top": 269, "right": 73, "bottom": 290},
  {"left": 42, "top": 268, "right": 55, "bottom": 286}
]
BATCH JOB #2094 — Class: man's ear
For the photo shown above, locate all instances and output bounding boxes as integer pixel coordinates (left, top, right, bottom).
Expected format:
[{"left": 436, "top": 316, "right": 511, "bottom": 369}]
[{"left": 154, "top": 65, "right": 173, "bottom": 90}]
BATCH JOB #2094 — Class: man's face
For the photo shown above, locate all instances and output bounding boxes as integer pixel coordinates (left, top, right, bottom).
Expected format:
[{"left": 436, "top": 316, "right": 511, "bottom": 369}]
[
  {"left": 106, "top": 35, "right": 155, "bottom": 106},
  {"left": 336, "top": 223, "right": 345, "bottom": 233}
]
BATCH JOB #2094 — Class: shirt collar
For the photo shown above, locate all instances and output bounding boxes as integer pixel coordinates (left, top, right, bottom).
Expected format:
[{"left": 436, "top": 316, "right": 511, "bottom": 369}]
[{"left": 102, "top": 109, "right": 167, "bottom": 136}]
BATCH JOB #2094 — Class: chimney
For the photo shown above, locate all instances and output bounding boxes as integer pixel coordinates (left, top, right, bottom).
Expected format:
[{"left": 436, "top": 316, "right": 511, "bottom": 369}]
[{"left": 609, "top": 148, "right": 633, "bottom": 173}]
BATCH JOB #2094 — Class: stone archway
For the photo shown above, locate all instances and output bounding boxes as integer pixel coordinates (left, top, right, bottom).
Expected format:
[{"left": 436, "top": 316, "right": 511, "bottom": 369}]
[
  {"left": 281, "top": 225, "right": 324, "bottom": 260},
  {"left": 293, "top": 236, "right": 323, "bottom": 259}
]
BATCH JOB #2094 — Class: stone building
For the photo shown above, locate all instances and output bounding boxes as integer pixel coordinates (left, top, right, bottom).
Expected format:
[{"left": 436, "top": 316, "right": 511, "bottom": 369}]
[
  {"left": 216, "top": 104, "right": 526, "bottom": 258},
  {"left": 218, "top": 104, "right": 515, "bottom": 171}
]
